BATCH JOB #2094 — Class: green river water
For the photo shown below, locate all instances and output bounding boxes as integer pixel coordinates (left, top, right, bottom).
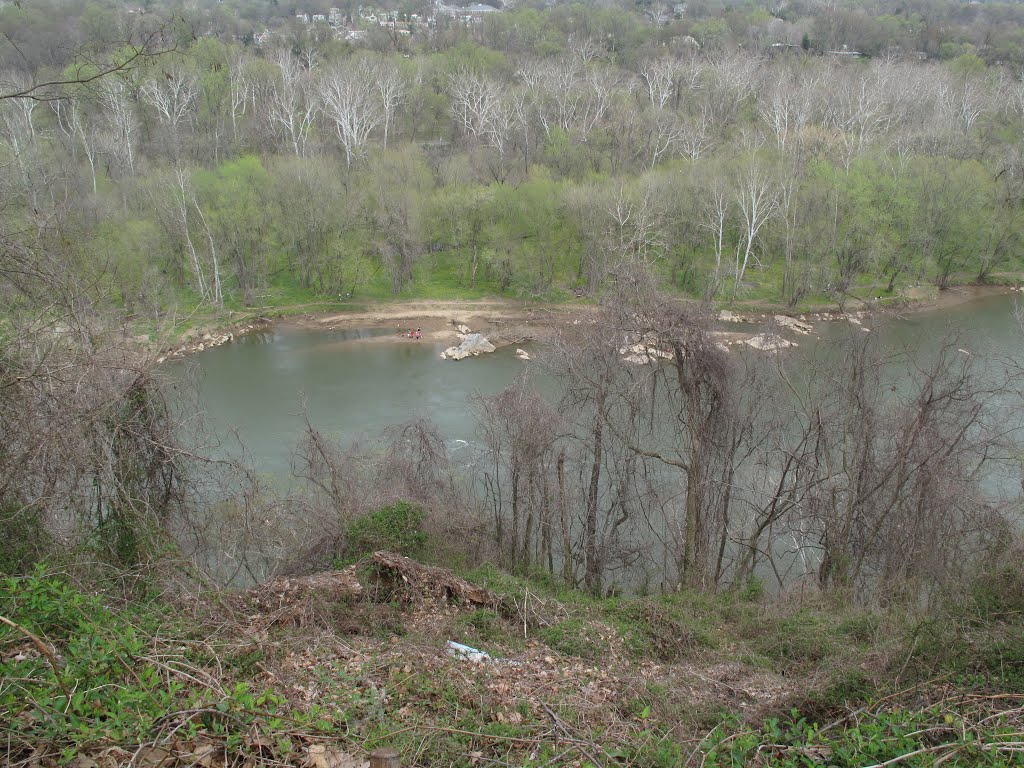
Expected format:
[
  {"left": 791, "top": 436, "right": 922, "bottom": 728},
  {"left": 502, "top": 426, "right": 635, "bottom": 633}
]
[{"left": 169, "top": 292, "right": 1024, "bottom": 480}]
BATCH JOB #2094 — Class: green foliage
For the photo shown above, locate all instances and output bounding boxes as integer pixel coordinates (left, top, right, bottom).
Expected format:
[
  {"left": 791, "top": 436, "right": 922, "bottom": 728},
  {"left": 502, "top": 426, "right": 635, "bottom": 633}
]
[
  {"left": 701, "top": 707, "right": 1021, "bottom": 767},
  {"left": 537, "top": 617, "right": 606, "bottom": 660},
  {"left": 742, "top": 609, "right": 840, "bottom": 669},
  {"left": 345, "top": 501, "right": 428, "bottom": 559},
  {"left": 601, "top": 598, "right": 696, "bottom": 661},
  {"left": 0, "top": 567, "right": 331, "bottom": 761},
  {"left": 905, "top": 612, "right": 1024, "bottom": 692}
]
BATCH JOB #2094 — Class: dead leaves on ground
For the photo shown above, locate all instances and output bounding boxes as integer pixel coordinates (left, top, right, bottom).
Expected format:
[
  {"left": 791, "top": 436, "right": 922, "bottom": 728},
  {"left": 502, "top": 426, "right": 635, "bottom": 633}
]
[
  {"left": 303, "top": 744, "right": 368, "bottom": 768},
  {"left": 27, "top": 737, "right": 369, "bottom": 768}
]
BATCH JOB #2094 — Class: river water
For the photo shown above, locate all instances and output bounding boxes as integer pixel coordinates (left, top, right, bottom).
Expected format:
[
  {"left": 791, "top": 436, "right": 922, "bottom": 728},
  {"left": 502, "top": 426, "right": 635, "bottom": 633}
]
[{"left": 169, "top": 291, "right": 1024, "bottom": 481}]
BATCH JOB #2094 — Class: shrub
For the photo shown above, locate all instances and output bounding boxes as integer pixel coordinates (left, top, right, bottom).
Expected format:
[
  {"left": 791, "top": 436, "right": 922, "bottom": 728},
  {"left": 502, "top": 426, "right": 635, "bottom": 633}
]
[
  {"left": 345, "top": 501, "right": 428, "bottom": 559},
  {"left": 967, "top": 563, "right": 1024, "bottom": 625}
]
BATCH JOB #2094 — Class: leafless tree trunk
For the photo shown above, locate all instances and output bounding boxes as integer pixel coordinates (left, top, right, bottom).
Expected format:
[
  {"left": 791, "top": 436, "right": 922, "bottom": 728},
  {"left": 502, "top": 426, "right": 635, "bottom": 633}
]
[
  {"left": 320, "top": 60, "right": 381, "bottom": 167},
  {"left": 268, "top": 51, "right": 319, "bottom": 158},
  {"left": 733, "top": 162, "right": 777, "bottom": 295}
]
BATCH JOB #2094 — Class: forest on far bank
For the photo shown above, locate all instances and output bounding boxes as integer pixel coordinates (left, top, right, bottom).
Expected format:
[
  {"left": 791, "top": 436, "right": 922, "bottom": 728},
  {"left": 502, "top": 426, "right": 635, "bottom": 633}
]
[{"left": 4, "top": 0, "right": 1024, "bottom": 325}]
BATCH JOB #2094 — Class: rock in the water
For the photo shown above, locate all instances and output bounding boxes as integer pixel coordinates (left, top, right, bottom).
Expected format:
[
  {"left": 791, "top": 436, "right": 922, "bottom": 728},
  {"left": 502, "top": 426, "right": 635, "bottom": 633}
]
[
  {"left": 773, "top": 315, "right": 814, "bottom": 334},
  {"left": 619, "top": 342, "right": 673, "bottom": 364},
  {"left": 442, "top": 333, "right": 496, "bottom": 361},
  {"left": 516, "top": 348, "right": 531, "bottom": 361},
  {"left": 742, "top": 333, "right": 796, "bottom": 352}
]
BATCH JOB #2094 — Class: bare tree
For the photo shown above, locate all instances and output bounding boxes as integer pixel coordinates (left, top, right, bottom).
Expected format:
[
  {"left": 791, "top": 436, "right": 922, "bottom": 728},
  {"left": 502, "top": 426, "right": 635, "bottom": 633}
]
[
  {"left": 0, "top": 77, "right": 43, "bottom": 205},
  {"left": 677, "top": 106, "right": 714, "bottom": 160},
  {"left": 140, "top": 63, "right": 199, "bottom": 158},
  {"left": 158, "top": 167, "right": 223, "bottom": 308},
  {"left": 781, "top": 332, "right": 1015, "bottom": 599},
  {"left": 821, "top": 67, "right": 893, "bottom": 171},
  {"left": 644, "top": 108, "right": 684, "bottom": 169},
  {"left": 472, "top": 375, "right": 561, "bottom": 572},
  {"left": 700, "top": 52, "right": 760, "bottom": 127},
  {"left": 51, "top": 96, "right": 100, "bottom": 194},
  {"left": 699, "top": 174, "right": 730, "bottom": 299},
  {"left": 937, "top": 74, "right": 991, "bottom": 136},
  {"left": 639, "top": 57, "right": 682, "bottom": 110},
  {"left": 733, "top": 161, "right": 778, "bottom": 293},
  {"left": 98, "top": 77, "right": 139, "bottom": 175},
  {"left": 320, "top": 60, "right": 381, "bottom": 167},
  {"left": 267, "top": 51, "right": 319, "bottom": 158},
  {"left": 0, "top": 21, "right": 179, "bottom": 103},
  {"left": 226, "top": 51, "right": 251, "bottom": 141},
  {"left": 368, "top": 56, "right": 408, "bottom": 148},
  {"left": 448, "top": 68, "right": 501, "bottom": 141},
  {"left": 545, "top": 310, "right": 635, "bottom": 594}
]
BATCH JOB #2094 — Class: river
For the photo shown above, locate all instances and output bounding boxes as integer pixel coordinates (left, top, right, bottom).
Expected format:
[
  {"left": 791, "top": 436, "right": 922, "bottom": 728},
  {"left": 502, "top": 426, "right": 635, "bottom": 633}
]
[{"left": 172, "top": 292, "right": 1024, "bottom": 477}]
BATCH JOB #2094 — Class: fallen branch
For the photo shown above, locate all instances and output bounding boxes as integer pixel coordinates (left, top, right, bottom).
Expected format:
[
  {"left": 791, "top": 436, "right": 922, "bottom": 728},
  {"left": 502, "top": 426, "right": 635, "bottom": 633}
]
[{"left": 0, "top": 614, "right": 71, "bottom": 699}]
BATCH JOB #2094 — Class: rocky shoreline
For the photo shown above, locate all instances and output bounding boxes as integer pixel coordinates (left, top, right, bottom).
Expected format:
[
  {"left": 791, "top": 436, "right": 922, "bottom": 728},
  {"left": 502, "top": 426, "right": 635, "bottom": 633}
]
[
  {"left": 155, "top": 316, "right": 273, "bottom": 363},
  {"left": 153, "top": 285, "right": 1018, "bottom": 363}
]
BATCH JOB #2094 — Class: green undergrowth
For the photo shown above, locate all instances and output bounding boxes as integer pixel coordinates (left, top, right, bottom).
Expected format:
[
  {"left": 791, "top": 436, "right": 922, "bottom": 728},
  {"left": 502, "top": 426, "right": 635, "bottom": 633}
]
[
  {"left": 0, "top": 567, "right": 337, "bottom": 765},
  {"left": 3, "top": 561, "right": 1024, "bottom": 767},
  {"left": 700, "top": 705, "right": 1024, "bottom": 767},
  {"left": 460, "top": 565, "right": 888, "bottom": 673}
]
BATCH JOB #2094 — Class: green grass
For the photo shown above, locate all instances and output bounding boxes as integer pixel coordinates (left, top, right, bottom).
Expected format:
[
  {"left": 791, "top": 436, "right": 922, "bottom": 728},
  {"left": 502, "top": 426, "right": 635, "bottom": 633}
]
[{"left": 0, "top": 566, "right": 338, "bottom": 764}]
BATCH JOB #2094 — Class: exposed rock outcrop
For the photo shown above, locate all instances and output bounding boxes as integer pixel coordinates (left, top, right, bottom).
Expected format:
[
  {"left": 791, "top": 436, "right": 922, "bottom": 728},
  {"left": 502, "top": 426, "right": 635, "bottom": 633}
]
[
  {"left": 773, "top": 315, "right": 814, "bottom": 334},
  {"left": 742, "top": 333, "right": 796, "bottom": 352},
  {"left": 441, "top": 333, "right": 496, "bottom": 361}
]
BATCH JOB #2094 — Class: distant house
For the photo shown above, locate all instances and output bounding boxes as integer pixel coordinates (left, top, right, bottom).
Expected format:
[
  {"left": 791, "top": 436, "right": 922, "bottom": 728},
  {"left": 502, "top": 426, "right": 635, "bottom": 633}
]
[
  {"left": 329, "top": 7, "right": 342, "bottom": 25},
  {"left": 769, "top": 42, "right": 801, "bottom": 55},
  {"left": 312, "top": 13, "right": 326, "bottom": 22},
  {"left": 296, "top": 12, "right": 310, "bottom": 22},
  {"left": 826, "top": 44, "right": 862, "bottom": 58},
  {"left": 436, "top": 2, "right": 499, "bottom": 23}
]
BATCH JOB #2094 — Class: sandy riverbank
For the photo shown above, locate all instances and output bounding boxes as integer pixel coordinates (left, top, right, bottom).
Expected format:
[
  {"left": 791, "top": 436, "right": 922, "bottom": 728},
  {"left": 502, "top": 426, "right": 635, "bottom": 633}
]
[
  {"left": 163, "top": 285, "right": 1020, "bottom": 359},
  {"left": 282, "top": 299, "right": 590, "bottom": 346},
  {"left": 289, "top": 286, "right": 1018, "bottom": 342}
]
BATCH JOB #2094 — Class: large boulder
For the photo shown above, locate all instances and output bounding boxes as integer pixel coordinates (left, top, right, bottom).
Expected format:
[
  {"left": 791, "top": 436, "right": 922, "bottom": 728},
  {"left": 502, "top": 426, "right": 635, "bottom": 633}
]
[
  {"left": 441, "top": 333, "right": 496, "bottom": 361},
  {"left": 773, "top": 315, "right": 814, "bottom": 334}
]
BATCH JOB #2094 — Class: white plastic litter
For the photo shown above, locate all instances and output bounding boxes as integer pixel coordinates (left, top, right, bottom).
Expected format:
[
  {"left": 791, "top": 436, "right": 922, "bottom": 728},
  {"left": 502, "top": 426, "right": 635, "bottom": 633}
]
[{"left": 445, "top": 640, "right": 492, "bottom": 662}]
